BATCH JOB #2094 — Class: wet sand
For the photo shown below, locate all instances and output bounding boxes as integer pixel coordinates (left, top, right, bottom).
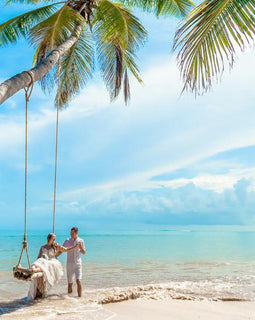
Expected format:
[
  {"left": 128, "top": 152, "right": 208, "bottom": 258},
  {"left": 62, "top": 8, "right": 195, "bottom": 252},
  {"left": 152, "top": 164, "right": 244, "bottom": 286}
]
[{"left": 105, "top": 299, "right": 255, "bottom": 320}]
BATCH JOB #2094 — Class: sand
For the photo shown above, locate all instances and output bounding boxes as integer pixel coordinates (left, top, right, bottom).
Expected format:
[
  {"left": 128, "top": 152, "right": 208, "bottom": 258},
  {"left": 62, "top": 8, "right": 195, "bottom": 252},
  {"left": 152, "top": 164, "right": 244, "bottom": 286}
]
[
  {"left": 105, "top": 300, "right": 255, "bottom": 320},
  {"left": 1, "top": 298, "right": 255, "bottom": 319}
]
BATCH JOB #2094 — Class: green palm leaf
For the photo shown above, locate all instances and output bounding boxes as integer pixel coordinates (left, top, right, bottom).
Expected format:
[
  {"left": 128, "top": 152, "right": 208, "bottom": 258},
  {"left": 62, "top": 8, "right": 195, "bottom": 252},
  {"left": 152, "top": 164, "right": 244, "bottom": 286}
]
[
  {"left": 30, "top": 4, "right": 84, "bottom": 92},
  {"left": 30, "top": 5, "right": 84, "bottom": 58},
  {"left": 174, "top": 0, "right": 255, "bottom": 94},
  {"left": 0, "top": 4, "right": 58, "bottom": 46},
  {"left": 118, "top": 0, "right": 194, "bottom": 17},
  {"left": 94, "top": 0, "right": 147, "bottom": 103},
  {"left": 5, "top": 0, "right": 63, "bottom": 4},
  {"left": 56, "top": 25, "right": 94, "bottom": 107},
  {"left": 5, "top": 0, "right": 46, "bottom": 4}
]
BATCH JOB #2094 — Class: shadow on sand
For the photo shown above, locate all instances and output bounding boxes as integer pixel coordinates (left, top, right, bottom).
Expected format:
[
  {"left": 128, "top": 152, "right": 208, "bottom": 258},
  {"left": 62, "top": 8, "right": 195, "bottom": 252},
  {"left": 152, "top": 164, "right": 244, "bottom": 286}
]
[{"left": 0, "top": 297, "right": 36, "bottom": 316}]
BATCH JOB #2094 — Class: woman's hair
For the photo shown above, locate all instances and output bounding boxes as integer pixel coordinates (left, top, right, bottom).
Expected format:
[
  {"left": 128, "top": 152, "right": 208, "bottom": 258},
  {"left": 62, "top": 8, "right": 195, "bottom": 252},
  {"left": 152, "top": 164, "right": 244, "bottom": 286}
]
[
  {"left": 47, "top": 233, "right": 56, "bottom": 243},
  {"left": 47, "top": 233, "right": 58, "bottom": 253}
]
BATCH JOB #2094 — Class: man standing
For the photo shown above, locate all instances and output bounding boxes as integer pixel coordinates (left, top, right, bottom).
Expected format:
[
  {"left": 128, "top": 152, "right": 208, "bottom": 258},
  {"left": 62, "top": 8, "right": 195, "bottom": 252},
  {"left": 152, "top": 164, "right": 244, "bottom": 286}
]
[{"left": 62, "top": 227, "right": 86, "bottom": 297}]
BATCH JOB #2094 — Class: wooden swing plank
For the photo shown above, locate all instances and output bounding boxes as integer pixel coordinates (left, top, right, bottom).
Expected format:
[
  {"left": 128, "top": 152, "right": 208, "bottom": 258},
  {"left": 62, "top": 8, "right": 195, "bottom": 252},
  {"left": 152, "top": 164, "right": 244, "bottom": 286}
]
[
  {"left": 13, "top": 266, "right": 43, "bottom": 281},
  {"left": 13, "top": 266, "right": 32, "bottom": 274}
]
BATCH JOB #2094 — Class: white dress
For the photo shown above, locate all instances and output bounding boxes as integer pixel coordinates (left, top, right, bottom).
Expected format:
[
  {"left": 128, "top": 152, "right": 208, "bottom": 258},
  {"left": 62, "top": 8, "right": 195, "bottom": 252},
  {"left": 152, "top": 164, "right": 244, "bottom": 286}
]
[{"left": 28, "top": 246, "right": 63, "bottom": 300}]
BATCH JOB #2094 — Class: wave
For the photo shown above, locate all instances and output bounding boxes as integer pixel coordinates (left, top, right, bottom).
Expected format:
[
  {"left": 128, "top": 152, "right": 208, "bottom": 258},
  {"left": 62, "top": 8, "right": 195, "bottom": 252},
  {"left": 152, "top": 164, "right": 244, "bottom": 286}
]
[
  {"left": 1, "top": 280, "right": 253, "bottom": 319},
  {"left": 175, "top": 261, "right": 232, "bottom": 267},
  {"left": 85, "top": 280, "right": 252, "bottom": 304}
]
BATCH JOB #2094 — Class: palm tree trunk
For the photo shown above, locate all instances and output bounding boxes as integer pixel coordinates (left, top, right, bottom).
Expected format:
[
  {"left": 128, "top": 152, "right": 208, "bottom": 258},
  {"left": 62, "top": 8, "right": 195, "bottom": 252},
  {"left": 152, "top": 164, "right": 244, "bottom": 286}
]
[{"left": 0, "top": 24, "right": 82, "bottom": 105}]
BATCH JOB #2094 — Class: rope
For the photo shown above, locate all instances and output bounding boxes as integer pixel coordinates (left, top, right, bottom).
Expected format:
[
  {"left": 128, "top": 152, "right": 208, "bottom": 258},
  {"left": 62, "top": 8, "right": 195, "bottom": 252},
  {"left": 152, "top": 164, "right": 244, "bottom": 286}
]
[
  {"left": 52, "top": 106, "right": 59, "bottom": 234},
  {"left": 16, "top": 71, "right": 34, "bottom": 269},
  {"left": 52, "top": 61, "right": 61, "bottom": 233}
]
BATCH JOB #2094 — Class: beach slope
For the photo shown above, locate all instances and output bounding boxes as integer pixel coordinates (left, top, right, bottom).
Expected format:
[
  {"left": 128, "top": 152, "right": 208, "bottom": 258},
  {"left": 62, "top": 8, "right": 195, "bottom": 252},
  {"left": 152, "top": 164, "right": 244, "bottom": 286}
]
[{"left": 105, "top": 300, "right": 255, "bottom": 320}]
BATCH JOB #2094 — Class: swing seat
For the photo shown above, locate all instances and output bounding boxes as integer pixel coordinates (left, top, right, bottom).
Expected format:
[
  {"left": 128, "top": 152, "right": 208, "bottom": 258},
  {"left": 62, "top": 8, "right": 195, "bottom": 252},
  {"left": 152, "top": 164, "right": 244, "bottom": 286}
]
[{"left": 13, "top": 266, "right": 43, "bottom": 281}]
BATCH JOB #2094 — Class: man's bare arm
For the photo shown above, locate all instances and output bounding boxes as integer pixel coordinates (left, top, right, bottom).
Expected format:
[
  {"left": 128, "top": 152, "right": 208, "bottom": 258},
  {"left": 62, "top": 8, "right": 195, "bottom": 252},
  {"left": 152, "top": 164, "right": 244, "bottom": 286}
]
[
  {"left": 55, "top": 251, "right": 62, "bottom": 258},
  {"left": 79, "top": 242, "right": 86, "bottom": 255}
]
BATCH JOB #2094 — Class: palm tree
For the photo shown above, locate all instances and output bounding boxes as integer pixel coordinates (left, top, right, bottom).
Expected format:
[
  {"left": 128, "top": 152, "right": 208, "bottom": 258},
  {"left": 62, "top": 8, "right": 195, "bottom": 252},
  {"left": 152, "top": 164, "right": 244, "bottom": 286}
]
[
  {"left": 0, "top": 0, "right": 193, "bottom": 106},
  {"left": 174, "top": 0, "right": 255, "bottom": 95}
]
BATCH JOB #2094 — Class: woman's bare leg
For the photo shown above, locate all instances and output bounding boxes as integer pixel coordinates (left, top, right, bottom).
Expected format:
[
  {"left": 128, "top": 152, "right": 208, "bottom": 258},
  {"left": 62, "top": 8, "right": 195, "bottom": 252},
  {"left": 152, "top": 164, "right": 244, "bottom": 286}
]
[{"left": 32, "top": 265, "right": 42, "bottom": 273}]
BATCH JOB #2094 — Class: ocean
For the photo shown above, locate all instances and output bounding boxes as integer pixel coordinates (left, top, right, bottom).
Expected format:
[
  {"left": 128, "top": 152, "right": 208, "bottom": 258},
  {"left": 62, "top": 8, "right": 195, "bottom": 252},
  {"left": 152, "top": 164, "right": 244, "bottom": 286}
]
[{"left": 1, "top": 225, "right": 255, "bottom": 319}]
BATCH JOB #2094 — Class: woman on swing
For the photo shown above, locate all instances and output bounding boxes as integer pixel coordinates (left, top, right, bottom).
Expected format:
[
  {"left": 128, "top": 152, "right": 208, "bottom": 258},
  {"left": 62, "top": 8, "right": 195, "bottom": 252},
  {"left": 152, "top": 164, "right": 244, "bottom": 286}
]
[{"left": 28, "top": 233, "right": 78, "bottom": 300}]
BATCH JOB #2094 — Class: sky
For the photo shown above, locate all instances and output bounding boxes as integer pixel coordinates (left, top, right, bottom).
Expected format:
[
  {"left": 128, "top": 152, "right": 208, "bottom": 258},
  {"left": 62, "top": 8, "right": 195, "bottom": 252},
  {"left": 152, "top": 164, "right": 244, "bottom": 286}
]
[{"left": 1, "top": 1, "right": 255, "bottom": 231}]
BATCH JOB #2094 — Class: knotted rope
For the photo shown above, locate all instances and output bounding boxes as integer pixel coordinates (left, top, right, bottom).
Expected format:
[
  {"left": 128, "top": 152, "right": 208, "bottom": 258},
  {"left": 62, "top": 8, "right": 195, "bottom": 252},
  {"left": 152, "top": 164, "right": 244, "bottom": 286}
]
[
  {"left": 16, "top": 71, "right": 34, "bottom": 269},
  {"left": 52, "top": 61, "right": 61, "bottom": 234}
]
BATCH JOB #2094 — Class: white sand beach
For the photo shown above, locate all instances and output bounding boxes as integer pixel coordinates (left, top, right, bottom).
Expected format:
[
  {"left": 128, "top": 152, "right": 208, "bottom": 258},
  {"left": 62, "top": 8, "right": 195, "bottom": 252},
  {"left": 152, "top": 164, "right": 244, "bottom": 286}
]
[
  {"left": 105, "top": 300, "right": 255, "bottom": 320},
  {"left": 2, "top": 297, "right": 255, "bottom": 320}
]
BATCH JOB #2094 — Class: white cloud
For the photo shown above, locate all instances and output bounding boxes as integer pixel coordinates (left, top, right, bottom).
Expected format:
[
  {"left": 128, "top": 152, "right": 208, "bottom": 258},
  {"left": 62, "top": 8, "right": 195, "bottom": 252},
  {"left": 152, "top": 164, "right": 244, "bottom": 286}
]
[
  {"left": 161, "top": 168, "right": 255, "bottom": 192},
  {"left": 0, "top": 79, "right": 111, "bottom": 156},
  {"left": 1, "top": 49, "right": 255, "bottom": 215},
  {"left": 59, "top": 164, "right": 255, "bottom": 207},
  {"left": 55, "top": 176, "right": 255, "bottom": 225},
  {"left": 1, "top": 48, "right": 255, "bottom": 155}
]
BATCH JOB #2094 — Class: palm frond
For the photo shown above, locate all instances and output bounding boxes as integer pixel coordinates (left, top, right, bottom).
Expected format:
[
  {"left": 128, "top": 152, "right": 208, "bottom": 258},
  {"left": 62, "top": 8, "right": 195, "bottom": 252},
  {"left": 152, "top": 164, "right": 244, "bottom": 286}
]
[
  {"left": 0, "top": 4, "right": 58, "bottom": 46},
  {"left": 5, "top": 0, "right": 62, "bottom": 4},
  {"left": 94, "top": 0, "right": 147, "bottom": 103},
  {"left": 5, "top": 0, "right": 44, "bottom": 4},
  {"left": 118, "top": 0, "right": 194, "bottom": 17},
  {"left": 30, "top": 5, "right": 83, "bottom": 57},
  {"left": 55, "top": 25, "right": 94, "bottom": 107},
  {"left": 174, "top": 0, "right": 255, "bottom": 94},
  {"left": 30, "top": 4, "right": 84, "bottom": 92}
]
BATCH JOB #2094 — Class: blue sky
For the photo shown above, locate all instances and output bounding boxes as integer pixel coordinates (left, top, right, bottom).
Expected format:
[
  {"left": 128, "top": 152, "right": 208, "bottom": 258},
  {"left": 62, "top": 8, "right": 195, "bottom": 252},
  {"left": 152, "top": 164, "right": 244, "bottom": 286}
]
[{"left": 1, "top": 1, "right": 255, "bottom": 231}]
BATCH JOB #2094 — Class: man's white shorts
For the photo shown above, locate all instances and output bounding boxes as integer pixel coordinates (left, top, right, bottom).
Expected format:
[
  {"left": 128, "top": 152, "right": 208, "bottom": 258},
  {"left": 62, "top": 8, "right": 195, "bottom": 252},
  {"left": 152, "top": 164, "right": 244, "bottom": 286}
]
[{"left": 66, "top": 263, "right": 82, "bottom": 283}]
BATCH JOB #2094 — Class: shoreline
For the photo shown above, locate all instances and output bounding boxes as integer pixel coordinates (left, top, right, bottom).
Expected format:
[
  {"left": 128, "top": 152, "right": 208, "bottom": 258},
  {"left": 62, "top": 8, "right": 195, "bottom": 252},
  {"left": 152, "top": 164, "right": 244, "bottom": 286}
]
[
  {"left": 85, "top": 281, "right": 253, "bottom": 304},
  {"left": 1, "top": 289, "right": 255, "bottom": 319}
]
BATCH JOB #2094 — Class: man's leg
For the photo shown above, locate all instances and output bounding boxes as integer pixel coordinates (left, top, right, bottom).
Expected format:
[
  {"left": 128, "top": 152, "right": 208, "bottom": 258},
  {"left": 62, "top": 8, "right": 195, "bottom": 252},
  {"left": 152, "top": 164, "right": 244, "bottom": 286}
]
[
  {"left": 68, "top": 283, "right": 73, "bottom": 294},
  {"left": 67, "top": 264, "right": 74, "bottom": 295},
  {"left": 76, "top": 279, "right": 82, "bottom": 297},
  {"left": 75, "top": 264, "right": 83, "bottom": 297}
]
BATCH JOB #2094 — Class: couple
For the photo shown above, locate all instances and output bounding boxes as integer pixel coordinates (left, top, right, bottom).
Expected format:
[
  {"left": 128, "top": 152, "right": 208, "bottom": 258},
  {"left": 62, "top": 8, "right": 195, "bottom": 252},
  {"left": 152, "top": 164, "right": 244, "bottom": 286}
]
[{"left": 28, "top": 227, "right": 86, "bottom": 300}]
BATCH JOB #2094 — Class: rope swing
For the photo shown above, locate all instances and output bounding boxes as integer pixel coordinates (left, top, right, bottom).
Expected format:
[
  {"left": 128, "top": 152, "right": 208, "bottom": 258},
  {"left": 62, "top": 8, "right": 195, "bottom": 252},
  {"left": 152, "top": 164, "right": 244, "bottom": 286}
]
[
  {"left": 13, "top": 65, "right": 61, "bottom": 281},
  {"left": 52, "top": 105, "right": 59, "bottom": 234},
  {"left": 13, "top": 71, "right": 34, "bottom": 280},
  {"left": 53, "top": 61, "right": 61, "bottom": 234}
]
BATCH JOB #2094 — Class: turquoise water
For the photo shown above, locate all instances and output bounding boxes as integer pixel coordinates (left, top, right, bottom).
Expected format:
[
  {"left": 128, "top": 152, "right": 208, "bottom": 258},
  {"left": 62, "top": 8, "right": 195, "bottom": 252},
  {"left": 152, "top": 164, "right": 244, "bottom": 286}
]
[{"left": 1, "top": 225, "right": 255, "bottom": 317}]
